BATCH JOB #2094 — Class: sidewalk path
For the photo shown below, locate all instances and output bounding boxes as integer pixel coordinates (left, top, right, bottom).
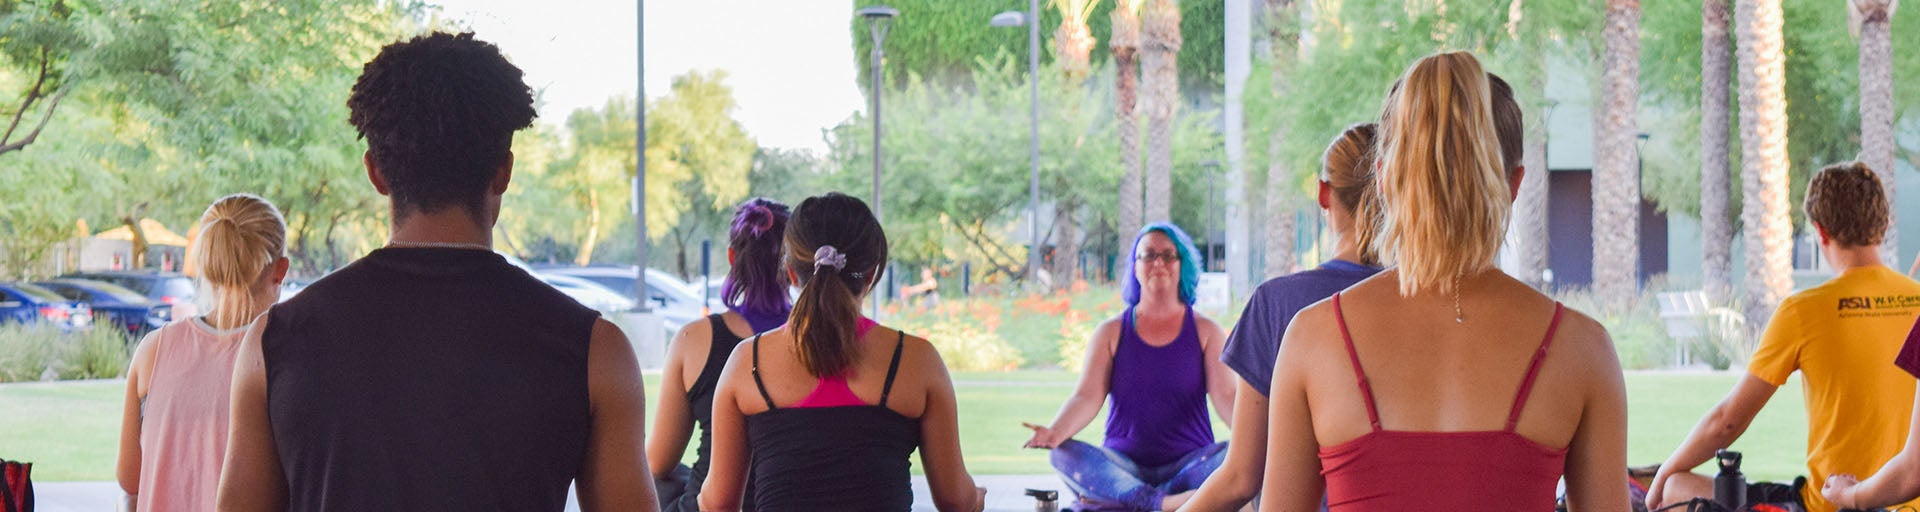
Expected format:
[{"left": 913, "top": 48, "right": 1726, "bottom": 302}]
[{"left": 34, "top": 474, "right": 1071, "bottom": 512}]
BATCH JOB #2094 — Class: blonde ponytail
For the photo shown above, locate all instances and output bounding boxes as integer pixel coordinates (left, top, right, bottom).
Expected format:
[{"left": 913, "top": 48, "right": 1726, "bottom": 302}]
[
  {"left": 1375, "top": 52, "right": 1511, "bottom": 296},
  {"left": 188, "top": 194, "right": 287, "bottom": 329}
]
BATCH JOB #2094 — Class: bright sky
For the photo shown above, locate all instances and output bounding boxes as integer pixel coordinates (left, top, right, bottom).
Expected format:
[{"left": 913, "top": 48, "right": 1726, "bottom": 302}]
[{"left": 428, "top": 0, "right": 864, "bottom": 153}]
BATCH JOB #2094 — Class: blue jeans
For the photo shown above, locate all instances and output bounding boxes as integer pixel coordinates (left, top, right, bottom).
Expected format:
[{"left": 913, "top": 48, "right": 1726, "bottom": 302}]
[{"left": 1050, "top": 439, "right": 1228, "bottom": 511}]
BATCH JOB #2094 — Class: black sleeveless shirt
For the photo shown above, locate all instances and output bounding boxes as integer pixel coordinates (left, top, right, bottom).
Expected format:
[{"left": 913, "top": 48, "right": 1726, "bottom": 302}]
[
  {"left": 263, "top": 248, "right": 598, "bottom": 512},
  {"left": 745, "top": 332, "right": 920, "bottom": 512},
  {"left": 669, "top": 314, "right": 755, "bottom": 512}
]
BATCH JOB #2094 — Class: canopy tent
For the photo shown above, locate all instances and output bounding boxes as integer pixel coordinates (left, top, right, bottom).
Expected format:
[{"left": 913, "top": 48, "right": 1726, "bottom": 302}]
[{"left": 93, "top": 218, "right": 191, "bottom": 247}]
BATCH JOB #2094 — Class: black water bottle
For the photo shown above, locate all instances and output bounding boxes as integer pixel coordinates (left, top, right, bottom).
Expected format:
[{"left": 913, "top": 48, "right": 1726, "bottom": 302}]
[
  {"left": 1025, "top": 489, "right": 1059, "bottom": 512},
  {"left": 1715, "top": 450, "right": 1747, "bottom": 511}
]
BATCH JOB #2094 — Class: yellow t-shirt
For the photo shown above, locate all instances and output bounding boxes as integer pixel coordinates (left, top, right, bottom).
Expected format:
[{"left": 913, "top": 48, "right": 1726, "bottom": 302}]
[{"left": 1748, "top": 265, "right": 1920, "bottom": 512}]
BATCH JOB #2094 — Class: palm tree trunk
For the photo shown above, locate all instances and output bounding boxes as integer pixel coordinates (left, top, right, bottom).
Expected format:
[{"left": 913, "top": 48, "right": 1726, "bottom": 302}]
[
  {"left": 1855, "top": 0, "right": 1898, "bottom": 260},
  {"left": 1052, "top": 0, "right": 1100, "bottom": 84},
  {"left": 1053, "top": 200, "right": 1080, "bottom": 291},
  {"left": 1141, "top": 0, "right": 1181, "bottom": 225},
  {"left": 1701, "top": 0, "right": 1734, "bottom": 303},
  {"left": 1113, "top": 1, "right": 1144, "bottom": 244},
  {"left": 1736, "top": 0, "right": 1794, "bottom": 338},
  {"left": 574, "top": 190, "right": 601, "bottom": 266},
  {"left": 1263, "top": 0, "right": 1298, "bottom": 279},
  {"left": 1593, "top": 0, "right": 1642, "bottom": 307},
  {"left": 1514, "top": 33, "right": 1552, "bottom": 290}
]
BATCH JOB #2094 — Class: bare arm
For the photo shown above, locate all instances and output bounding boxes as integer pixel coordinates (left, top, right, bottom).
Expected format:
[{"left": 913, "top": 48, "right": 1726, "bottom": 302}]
[
  {"left": 1024, "top": 320, "right": 1119, "bottom": 448},
  {"left": 575, "top": 319, "right": 659, "bottom": 511},
  {"left": 1563, "top": 328, "right": 1629, "bottom": 512},
  {"left": 1177, "top": 379, "right": 1267, "bottom": 512},
  {"left": 1825, "top": 391, "right": 1920, "bottom": 508},
  {"left": 916, "top": 341, "right": 983, "bottom": 512},
  {"left": 698, "top": 343, "right": 754, "bottom": 512},
  {"left": 116, "top": 332, "right": 160, "bottom": 501},
  {"left": 646, "top": 321, "right": 703, "bottom": 479},
  {"left": 1199, "top": 318, "right": 1236, "bottom": 423},
  {"left": 216, "top": 313, "right": 287, "bottom": 512},
  {"left": 1646, "top": 374, "right": 1776, "bottom": 509},
  {"left": 1259, "top": 314, "right": 1326, "bottom": 512}
]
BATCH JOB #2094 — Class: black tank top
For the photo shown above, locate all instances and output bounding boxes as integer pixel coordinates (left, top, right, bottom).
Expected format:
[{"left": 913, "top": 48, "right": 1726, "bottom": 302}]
[
  {"left": 669, "top": 314, "right": 754, "bottom": 512},
  {"left": 263, "top": 248, "right": 598, "bottom": 512},
  {"left": 745, "top": 332, "right": 919, "bottom": 512}
]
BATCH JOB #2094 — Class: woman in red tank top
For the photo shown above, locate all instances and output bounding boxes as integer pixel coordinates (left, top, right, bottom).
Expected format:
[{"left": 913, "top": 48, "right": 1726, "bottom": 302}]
[{"left": 1255, "top": 52, "right": 1628, "bottom": 512}]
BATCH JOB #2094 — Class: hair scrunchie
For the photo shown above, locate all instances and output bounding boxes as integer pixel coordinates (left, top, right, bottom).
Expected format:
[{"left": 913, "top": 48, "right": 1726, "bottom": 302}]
[{"left": 813, "top": 245, "right": 847, "bottom": 274}]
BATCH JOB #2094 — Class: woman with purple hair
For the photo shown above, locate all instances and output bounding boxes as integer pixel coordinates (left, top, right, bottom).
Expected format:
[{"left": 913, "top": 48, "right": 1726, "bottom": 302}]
[
  {"left": 648, "top": 197, "right": 790, "bottom": 511},
  {"left": 1022, "top": 223, "right": 1236, "bottom": 511}
]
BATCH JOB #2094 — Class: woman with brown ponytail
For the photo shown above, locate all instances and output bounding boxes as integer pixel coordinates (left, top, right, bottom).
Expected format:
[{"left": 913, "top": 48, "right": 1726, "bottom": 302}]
[
  {"left": 116, "top": 194, "right": 289, "bottom": 512},
  {"left": 699, "top": 192, "right": 983, "bottom": 512}
]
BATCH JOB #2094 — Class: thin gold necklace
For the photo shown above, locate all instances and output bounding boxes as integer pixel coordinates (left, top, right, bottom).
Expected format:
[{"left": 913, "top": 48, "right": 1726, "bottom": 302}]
[{"left": 1452, "top": 274, "right": 1465, "bottom": 324}]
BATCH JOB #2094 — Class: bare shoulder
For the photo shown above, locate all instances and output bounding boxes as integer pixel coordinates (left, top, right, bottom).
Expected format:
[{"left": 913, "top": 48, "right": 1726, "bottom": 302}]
[
  {"left": 1545, "top": 306, "right": 1623, "bottom": 379},
  {"left": 1277, "top": 298, "right": 1342, "bottom": 356},
  {"left": 1191, "top": 312, "right": 1228, "bottom": 339},
  {"left": 670, "top": 316, "right": 712, "bottom": 352},
  {"left": 889, "top": 330, "right": 952, "bottom": 378}
]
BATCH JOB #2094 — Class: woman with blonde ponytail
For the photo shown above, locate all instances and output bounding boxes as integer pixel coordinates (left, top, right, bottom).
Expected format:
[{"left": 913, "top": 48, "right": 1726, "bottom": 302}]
[
  {"left": 116, "top": 194, "right": 288, "bottom": 512},
  {"left": 1257, "top": 52, "right": 1626, "bottom": 511},
  {"left": 700, "top": 192, "right": 983, "bottom": 512}
]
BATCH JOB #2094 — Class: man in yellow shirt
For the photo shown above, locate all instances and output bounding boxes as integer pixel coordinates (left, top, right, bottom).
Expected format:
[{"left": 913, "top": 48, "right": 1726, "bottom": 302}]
[{"left": 1648, "top": 162, "right": 1920, "bottom": 512}]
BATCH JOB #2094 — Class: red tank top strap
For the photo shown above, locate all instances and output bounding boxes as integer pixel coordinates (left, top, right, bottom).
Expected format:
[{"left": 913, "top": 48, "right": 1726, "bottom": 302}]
[
  {"left": 1506, "top": 302, "right": 1566, "bottom": 432},
  {"left": 1331, "top": 294, "right": 1382, "bottom": 432}
]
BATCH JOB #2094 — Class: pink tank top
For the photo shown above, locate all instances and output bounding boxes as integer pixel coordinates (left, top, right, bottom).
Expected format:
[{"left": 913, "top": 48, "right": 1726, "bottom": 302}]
[
  {"left": 1317, "top": 294, "right": 1568, "bottom": 511},
  {"left": 791, "top": 317, "right": 879, "bottom": 408},
  {"left": 136, "top": 318, "right": 245, "bottom": 512}
]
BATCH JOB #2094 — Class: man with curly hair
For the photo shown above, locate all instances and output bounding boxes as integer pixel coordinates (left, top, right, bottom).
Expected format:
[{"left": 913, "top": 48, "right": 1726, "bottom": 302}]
[
  {"left": 216, "top": 32, "right": 658, "bottom": 511},
  {"left": 1649, "top": 162, "right": 1920, "bottom": 512}
]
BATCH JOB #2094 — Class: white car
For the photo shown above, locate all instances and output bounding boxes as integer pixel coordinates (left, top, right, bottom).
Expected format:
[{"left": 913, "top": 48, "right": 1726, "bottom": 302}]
[
  {"left": 536, "top": 273, "right": 637, "bottom": 313},
  {"left": 540, "top": 266, "right": 722, "bottom": 332}
]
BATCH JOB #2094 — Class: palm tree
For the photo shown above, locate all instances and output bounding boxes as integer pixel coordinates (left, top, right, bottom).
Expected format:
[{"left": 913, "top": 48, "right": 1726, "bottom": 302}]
[
  {"left": 1263, "top": 0, "right": 1299, "bottom": 279},
  {"left": 1510, "top": 0, "right": 1552, "bottom": 290},
  {"left": 1736, "top": 0, "right": 1794, "bottom": 336},
  {"left": 1113, "top": 0, "right": 1145, "bottom": 246},
  {"left": 1141, "top": 0, "right": 1181, "bottom": 224},
  {"left": 1853, "top": 0, "right": 1898, "bottom": 259},
  {"left": 1702, "top": 0, "right": 1734, "bottom": 303},
  {"left": 1051, "top": 0, "right": 1101, "bottom": 291},
  {"left": 1592, "top": 0, "right": 1641, "bottom": 307}
]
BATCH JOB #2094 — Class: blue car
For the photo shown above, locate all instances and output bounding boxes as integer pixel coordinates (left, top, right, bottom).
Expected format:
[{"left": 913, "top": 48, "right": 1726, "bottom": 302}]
[
  {"left": 0, "top": 282, "right": 94, "bottom": 330},
  {"left": 35, "top": 279, "right": 171, "bottom": 337},
  {"left": 62, "top": 271, "right": 198, "bottom": 318}
]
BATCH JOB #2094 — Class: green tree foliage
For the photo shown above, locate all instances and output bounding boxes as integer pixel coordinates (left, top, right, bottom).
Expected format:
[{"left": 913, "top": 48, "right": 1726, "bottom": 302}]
[
  {"left": 825, "top": 55, "right": 1220, "bottom": 285},
  {"left": 851, "top": 0, "right": 1223, "bottom": 91},
  {"left": 501, "top": 71, "right": 755, "bottom": 278},
  {"left": 0, "top": 0, "right": 418, "bottom": 277}
]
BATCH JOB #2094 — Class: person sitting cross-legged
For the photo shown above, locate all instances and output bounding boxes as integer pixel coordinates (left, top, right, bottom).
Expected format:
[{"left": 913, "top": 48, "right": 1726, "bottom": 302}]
[{"left": 1649, "top": 161, "right": 1920, "bottom": 512}]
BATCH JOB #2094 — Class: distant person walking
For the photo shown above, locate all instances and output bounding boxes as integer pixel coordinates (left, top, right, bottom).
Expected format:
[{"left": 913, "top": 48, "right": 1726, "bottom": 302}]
[
  {"left": 214, "top": 32, "right": 656, "bottom": 511},
  {"left": 116, "top": 194, "right": 288, "bottom": 512},
  {"left": 1024, "top": 222, "right": 1235, "bottom": 512},
  {"left": 651, "top": 198, "right": 790, "bottom": 511},
  {"left": 700, "top": 192, "right": 983, "bottom": 512}
]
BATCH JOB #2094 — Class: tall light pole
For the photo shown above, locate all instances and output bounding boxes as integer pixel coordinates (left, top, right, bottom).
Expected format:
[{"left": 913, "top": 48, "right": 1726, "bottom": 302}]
[
  {"left": 859, "top": 6, "right": 898, "bottom": 224},
  {"left": 990, "top": 0, "right": 1041, "bottom": 290},
  {"left": 858, "top": 5, "right": 896, "bottom": 317},
  {"left": 633, "top": 0, "right": 649, "bottom": 312}
]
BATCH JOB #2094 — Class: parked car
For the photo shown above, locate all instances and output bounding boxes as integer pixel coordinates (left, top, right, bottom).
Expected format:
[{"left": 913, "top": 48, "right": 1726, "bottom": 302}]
[
  {"left": 0, "top": 282, "right": 94, "bottom": 330},
  {"left": 535, "top": 272, "right": 637, "bottom": 313},
  {"left": 34, "top": 279, "right": 170, "bottom": 337},
  {"left": 62, "top": 271, "right": 198, "bottom": 318},
  {"left": 540, "top": 266, "right": 720, "bottom": 332}
]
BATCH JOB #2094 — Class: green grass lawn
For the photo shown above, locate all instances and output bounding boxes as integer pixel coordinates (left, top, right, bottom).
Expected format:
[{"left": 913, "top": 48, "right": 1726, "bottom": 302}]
[{"left": 0, "top": 372, "right": 1812, "bottom": 482}]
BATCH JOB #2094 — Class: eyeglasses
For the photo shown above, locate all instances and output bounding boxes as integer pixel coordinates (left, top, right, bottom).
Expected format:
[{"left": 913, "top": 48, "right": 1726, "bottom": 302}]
[{"left": 1135, "top": 250, "right": 1180, "bottom": 264}]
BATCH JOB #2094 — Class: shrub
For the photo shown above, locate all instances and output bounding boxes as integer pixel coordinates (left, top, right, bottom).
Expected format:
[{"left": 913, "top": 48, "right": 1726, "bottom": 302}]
[
  {"left": 896, "top": 317, "right": 1025, "bottom": 372},
  {"left": 0, "top": 324, "right": 132, "bottom": 382}
]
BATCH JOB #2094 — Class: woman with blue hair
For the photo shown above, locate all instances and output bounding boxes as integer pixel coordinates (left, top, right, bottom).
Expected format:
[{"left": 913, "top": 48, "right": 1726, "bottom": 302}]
[{"left": 1023, "top": 222, "right": 1235, "bottom": 511}]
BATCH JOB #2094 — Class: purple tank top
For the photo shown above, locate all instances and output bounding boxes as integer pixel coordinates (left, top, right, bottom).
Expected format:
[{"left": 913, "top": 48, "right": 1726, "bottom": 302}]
[{"left": 1104, "top": 306, "right": 1214, "bottom": 467}]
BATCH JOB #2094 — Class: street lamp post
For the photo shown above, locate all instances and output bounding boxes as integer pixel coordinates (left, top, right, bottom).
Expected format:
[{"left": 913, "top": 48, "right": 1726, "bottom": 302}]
[
  {"left": 858, "top": 6, "right": 898, "bottom": 223},
  {"left": 990, "top": 0, "right": 1041, "bottom": 291},
  {"left": 634, "top": 0, "right": 649, "bottom": 312},
  {"left": 858, "top": 5, "right": 896, "bottom": 317}
]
